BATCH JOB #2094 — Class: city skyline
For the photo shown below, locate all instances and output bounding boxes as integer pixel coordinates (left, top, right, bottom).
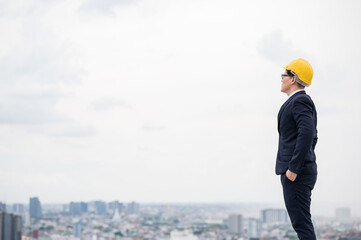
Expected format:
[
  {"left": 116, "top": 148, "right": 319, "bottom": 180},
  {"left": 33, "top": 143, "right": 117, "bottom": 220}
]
[
  {"left": 2, "top": 197, "right": 360, "bottom": 219},
  {"left": 1, "top": 0, "right": 361, "bottom": 210},
  {"left": 1, "top": 199, "right": 359, "bottom": 240}
]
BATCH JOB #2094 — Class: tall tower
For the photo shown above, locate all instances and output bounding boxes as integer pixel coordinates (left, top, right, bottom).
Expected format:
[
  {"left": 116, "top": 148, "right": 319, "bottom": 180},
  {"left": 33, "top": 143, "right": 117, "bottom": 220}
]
[
  {"left": 0, "top": 211, "right": 22, "bottom": 240},
  {"left": 127, "top": 201, "right": 140, "bottom": 215},
  {"left": 73, "top": 221, "right": 82, "bottom": 238},
  {"left": 0, "top": 202, "right": 6, "bottom": 212},
  {"left": 228, "top": 214, "right": 243, "bottom": 236},
  {"left": 29, "top": 197, "right": 42, "bottom": 219}
]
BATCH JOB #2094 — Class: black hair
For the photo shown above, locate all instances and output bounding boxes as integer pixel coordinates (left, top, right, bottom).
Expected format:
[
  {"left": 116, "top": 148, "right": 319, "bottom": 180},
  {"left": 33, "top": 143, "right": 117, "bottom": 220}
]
[{"left": 286, "top": 70, "right": 294, "bottom": 76}]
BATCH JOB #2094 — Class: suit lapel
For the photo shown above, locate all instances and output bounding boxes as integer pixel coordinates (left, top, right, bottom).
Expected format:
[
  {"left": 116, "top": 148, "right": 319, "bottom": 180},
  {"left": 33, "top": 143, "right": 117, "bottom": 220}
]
[{"left": 278, "top": 91, "right": 306, "bottom": 131}]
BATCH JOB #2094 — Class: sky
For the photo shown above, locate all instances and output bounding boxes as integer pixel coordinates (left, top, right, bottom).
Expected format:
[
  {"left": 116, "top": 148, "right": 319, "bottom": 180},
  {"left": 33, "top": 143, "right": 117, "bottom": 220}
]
[{"left": 1, "top": 0, "right": 361, "bottom": 214}]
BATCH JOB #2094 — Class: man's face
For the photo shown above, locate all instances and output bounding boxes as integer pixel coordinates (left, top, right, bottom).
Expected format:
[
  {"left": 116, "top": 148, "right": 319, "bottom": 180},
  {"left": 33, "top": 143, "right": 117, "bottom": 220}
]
[{"left": 281, "top": 70, "right": 293, "bottom": 93}]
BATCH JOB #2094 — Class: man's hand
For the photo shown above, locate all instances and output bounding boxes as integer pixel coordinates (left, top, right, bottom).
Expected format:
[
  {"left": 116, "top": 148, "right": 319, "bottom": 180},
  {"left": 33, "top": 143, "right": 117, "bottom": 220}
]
[{"left": 286, "top": 169, "right": 297, "bottom": 182}]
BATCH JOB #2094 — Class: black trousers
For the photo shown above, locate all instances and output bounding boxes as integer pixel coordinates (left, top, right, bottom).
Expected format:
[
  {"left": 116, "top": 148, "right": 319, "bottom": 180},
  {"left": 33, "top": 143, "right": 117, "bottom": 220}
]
[{"left": 281, "top": 173, "right": 317, "bottom": 240}]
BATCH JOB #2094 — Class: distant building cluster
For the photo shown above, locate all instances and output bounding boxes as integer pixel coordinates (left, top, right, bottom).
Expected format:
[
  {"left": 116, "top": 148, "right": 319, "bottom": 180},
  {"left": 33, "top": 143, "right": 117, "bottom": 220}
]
[
  {"left": 0, "top": 199, "right": 360, "bottom": 240},
  {"left": 66, "top": 200, "right": 140, "bottom": 217},
  {"left": 226, "top": 209, "right": 289, "bottom": 239},
  {"left": 260, "top": 209, "right": 289, "bottom": 224}
]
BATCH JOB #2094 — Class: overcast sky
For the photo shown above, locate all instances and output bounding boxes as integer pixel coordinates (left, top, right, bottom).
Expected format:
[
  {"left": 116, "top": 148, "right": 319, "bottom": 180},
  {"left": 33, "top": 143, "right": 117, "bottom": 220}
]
[{"left": 1, "top": 0, "right": 361, "bottom": 215}]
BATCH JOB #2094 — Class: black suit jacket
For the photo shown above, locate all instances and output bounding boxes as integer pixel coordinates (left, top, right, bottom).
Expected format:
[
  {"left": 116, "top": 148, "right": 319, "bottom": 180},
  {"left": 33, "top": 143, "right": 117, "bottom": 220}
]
[{"left": 276, "top": 90, "right": 318, "bottom": 175}]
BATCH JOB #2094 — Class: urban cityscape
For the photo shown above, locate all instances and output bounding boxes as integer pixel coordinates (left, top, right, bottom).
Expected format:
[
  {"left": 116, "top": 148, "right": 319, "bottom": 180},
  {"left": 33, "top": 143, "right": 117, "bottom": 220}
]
[{"left": 0, "top": 198, "right": 360, "bottom": 240}]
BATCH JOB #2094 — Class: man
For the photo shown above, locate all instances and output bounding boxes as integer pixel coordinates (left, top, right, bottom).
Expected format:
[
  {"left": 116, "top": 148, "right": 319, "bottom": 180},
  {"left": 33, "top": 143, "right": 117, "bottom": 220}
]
[{"left": 276, "top": 58, "right": 318, "bottom": 240}]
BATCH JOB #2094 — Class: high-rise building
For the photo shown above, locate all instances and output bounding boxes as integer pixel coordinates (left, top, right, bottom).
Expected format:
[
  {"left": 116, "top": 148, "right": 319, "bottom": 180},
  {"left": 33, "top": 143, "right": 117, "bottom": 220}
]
[
  {"left": 1, "top": 211, "right": 11, "bottom": 240},
  {"left": 69, "top": 202, "right": 88, "bottom": 216},
  {"left": 127, "top": 201, "right": 140, "bottom": 215},
  {"left": 29, "top": 197, "right": 42, "bottom": 219},
  {"left": 11, "top": 215, "right": 22, "bottom": 240},
  {"left": 73, "top": 221, "right": 82, "bottom": 238},
  {"left": 108, "top": 201, "right": 115, "bottom": 212},
  {"left": 244, "top": 218, "right": 262, "bottom": 238},
  {"left": 70, "top": 202, "right": 82, "bottom": 216},
  {"left": 261, "top": 209, "right": 288, "bottom": 224},
  {"left": 0, "top": 211, "right": 22, "bottom": 240},
  {"left": 0, "top": 203, "right": 5, "bottom": 212},
  {"left": 0, "top": 212, "right": 2, "bottom": 240},
  {"left": 228, "top": 214, "right": 243, "bottom": 235},
  {"left": 336, "top": 208, "right": 351, "bottom": 222},
  {"left": 80, "top": 202, "right": 88, "bottom": 213},
  {"left": 94, "top": 201, "right": 106, "bottom": 215}
]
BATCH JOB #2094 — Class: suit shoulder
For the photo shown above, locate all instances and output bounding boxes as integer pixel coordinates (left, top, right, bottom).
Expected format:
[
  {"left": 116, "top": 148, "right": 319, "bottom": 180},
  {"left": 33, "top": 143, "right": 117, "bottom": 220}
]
[
  {"left": 292, "top": 93, "right": 313, "bottom": 105},
  {"left": 291, "top": 94, "right": 315, "bottom": 115}
]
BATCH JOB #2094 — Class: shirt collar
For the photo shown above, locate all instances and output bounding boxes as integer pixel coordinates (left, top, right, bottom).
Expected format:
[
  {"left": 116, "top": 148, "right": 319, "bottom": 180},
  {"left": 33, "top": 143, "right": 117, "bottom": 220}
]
[{"left": 288, "top": 89, "right": 305, "bottom": 98}]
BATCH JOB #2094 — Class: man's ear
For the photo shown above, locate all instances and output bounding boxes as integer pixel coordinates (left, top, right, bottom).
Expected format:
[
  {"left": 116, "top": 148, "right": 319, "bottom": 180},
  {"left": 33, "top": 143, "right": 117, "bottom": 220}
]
[{"left": 290, "top": 76, "right": 297, "bottom": 85}]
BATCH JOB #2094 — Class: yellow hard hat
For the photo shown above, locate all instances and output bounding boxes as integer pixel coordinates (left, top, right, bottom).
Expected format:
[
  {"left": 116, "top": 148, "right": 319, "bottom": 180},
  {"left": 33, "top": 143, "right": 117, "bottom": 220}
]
[{"left": 283, "top": 58, "right": 313, "bottom": 86}]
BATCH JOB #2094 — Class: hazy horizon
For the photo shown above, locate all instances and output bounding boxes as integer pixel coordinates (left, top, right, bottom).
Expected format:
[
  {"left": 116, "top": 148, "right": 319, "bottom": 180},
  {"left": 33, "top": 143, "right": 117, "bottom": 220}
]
[{"left": 4, "top": 199, "right": 361, "bottom": 218}]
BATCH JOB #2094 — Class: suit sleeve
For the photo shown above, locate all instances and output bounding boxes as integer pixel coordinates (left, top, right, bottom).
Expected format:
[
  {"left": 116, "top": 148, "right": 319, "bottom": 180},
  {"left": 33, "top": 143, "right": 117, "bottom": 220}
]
[{"left": 288, "top": 97, "right": 315, "bottom": 174}]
